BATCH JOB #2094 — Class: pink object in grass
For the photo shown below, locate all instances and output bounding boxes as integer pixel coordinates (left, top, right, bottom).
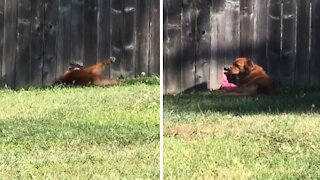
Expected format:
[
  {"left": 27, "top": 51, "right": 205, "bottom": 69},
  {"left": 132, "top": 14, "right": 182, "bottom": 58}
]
[{"left": 220, "top": 73, "right": 237, "bottom": 90}]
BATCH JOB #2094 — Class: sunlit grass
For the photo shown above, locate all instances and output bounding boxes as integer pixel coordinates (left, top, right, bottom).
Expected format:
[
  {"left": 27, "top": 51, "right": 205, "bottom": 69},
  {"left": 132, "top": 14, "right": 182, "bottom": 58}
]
[
  {"left": 164, "top": 88, "right": 320, "bottom": 179},
  {"left": 0, "top": 78, "right": 160, "bottom": 179}
]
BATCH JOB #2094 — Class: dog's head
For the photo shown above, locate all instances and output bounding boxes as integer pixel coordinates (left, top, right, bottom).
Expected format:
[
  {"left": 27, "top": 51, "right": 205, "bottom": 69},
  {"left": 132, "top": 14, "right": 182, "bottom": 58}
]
[
  {"left": 227, "top": 57, "right": 255, "bottom": 75},
  {"left": 101, "top": 57, "right": 116, "bottom": 65}
]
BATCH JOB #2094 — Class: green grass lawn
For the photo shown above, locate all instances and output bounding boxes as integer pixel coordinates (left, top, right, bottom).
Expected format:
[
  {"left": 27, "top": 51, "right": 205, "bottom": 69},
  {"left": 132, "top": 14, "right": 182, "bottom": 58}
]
[
  {"left": 164, "top": 88, "right": 320, "bottom": 179},
  {"left": 0, "top": 77, "right": 159, "bottom": 179}
]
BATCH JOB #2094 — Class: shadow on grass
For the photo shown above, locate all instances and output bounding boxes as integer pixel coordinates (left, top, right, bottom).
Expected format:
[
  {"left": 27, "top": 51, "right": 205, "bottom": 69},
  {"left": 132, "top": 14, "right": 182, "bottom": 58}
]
[
  {"left": 164, "top": 87, "right": 320, "bottom": 115},
  {"left": 0, "top": 109, "right": 159, "bottom": 147}
]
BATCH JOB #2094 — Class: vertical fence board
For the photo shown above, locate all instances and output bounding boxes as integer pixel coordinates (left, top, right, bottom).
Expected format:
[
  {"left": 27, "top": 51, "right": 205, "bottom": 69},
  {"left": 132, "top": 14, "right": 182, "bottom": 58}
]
[
  {"left": 43, "top": 0, "right": 58, "bottom": 86},
  {"left": 136, "top": 0, "right": 150, "bottom": 76},
  {"left": 195, "top": 0, "right": 210, "bottom": 90},
  {"left": 224, "top": 0, "right": 240, "bottom": 65},
  {"left": 56, "top": 0, "right": 71, "bottom": 79},
  {"left": 70, "top": 0, "right": 84, "bottom": 65},
  {"left": 97, "top": 0, "right": 111, "bottom": 77},
  {"left": 149, "top": 0, "right": 160, "bottom": 75},
  {"left": 111, "top": 0, "right": 123, "bottom": 77},
  {"left": 240, "top": 0, "right": 254, "bottom": 58},
  {"left": 280, "top": 0, "right": 296, "bottom": 85},
  {"left": 30, "top": 0, "right": 44, "bottom": 86},
  {"left": 310, "top": 0, "right": 320, "bottom": 85},
  {"left": 253, "top": 0, "right": 268, "bottom": 69},
  {"left": 164, "top": 0, "right": 168, "bottom": 93},
  {"left": 267, "top": 0, "right": 281, "bottom": 82},
  {"left": 123, "top": 0, "right": 137, "bottom": 77},
  {"left": 295, "top": 0, "right": 311, "bottom": 86},
  {"left": 211, "top": 0, "right": 226, "bottom": 90},
  {"left": 181, "top": 1, "right": 195, "bottom": 91},
  {"left": 16, "top": 0, "right": 31, "bottom": 88},
  {"left": 0, "top": 0, "right": 4, "bottom": 86},
  {"left": 3, "top": 0, "right": 18, "bottom": 88},
  {"left": 165, "top": 0, "right": 181, "bottom": 93},
  {"left": 84, "top": 0, "right": 98, "bottom": 67}
]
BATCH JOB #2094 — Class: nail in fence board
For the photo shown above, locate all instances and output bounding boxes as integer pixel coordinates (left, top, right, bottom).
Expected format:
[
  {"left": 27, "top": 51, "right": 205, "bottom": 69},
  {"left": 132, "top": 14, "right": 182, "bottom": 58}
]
[
  {"left": 295, "top": 0, "right": 311, "bottom": 86},
  {"left": 310, "top": 0, "right": 320, "bottom": 85},
  {"left": 56, "top": 0, "right": 71, "bottom": 80},
  {"left": 181, "top": 1, "right": 195, "bottom": 91},
  {"left": 165, "top": 0, "right": 182, "bottom": 93},
  {"left": 3, "top": 0, "right": 18, "bottom": 88}
]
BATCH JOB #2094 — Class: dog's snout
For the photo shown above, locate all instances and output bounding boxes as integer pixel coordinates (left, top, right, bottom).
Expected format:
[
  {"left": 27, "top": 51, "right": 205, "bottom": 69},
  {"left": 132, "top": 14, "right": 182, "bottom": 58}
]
[{"left": 224, "top": 67, "right": 230, "bottom": 71}]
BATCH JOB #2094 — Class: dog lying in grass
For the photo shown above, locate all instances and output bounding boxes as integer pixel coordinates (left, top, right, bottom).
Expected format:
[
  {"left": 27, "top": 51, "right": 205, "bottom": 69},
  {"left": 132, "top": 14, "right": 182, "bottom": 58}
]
[
  {"left": 56, "top": 57, "right": 121, "bottom": 86},
  {"left": 222, "top": 57, "right": 274, "bottom": 96}
]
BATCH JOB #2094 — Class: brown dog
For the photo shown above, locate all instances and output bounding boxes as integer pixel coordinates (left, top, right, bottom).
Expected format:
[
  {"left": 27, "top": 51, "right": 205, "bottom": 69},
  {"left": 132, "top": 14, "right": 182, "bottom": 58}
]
[
  {"left": 57, "top": 57, "right": 120, "bottom": 86},
  {"left": 224, "top": 57, "right": 274, "bottom": 95}
]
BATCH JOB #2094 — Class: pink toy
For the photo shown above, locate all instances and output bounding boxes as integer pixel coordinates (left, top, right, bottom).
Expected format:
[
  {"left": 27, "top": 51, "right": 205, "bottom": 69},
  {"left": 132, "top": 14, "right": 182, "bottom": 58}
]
[{"left": 220, "top": 73, "right": 237, "bottom": 90}]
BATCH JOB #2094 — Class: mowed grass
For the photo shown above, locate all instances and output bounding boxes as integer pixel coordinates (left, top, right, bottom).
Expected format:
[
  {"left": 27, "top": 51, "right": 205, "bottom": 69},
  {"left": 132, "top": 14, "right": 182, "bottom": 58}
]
[
  {"left": 0, "top": 78, "right": 159, "bottom": 179},
  {"left": 164, "top": 87, "right": 320, "bottom": 179}
]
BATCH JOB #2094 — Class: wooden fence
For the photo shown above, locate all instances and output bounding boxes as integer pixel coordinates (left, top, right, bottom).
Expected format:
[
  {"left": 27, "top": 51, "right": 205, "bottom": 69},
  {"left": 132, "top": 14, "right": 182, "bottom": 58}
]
[
  {"left": 0, "top": 0, "right": 159, "bottom": 89},
  {"left": 164, "top": 0, "right": 320, "bottom": 93}
]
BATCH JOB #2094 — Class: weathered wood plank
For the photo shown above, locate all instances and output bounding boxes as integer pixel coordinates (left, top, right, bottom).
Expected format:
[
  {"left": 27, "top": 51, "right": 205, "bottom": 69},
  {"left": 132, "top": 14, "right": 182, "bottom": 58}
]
[
  {"left": 30, "top": 0, "right": 44, "bottom": 86},
  {"left": 210, "top": 0, "right": 225, "bottom": 90},
  {"left": 97, "top": 0, "right": 111, "bottom": 77},
  {"left": 84, "top": 0, "right": 98, "bottom": 67},
  {"left": 16, "top": 0, "right": 31, "bottom": 88},
  {"left": 181, "top": 1, "right": 195, "bottom": 91},
  {"left": 0, "top": 0, "right": 4, "bottom": 86},
  {"left": 267, "top": 0, "right": 281, "bottom": 82},
  {"left": 123, "top": 0, "right": 137, "bottom": 77},
  {"left": 111, "top": 0, "right": 123, "bottom": 78},
  {"left": 252, "top": 0, "right": 268, "bottom": 69},
  {"left": 310, "top": 0, "right": 320, "bottom": 85},
  {"left": 295, "top": 0, "right": 311, "bottom": 86},
  {"left": 70, "top": 0, "right": 84, "bottom": 65},
  {"left": 224, "top": 0, "right": 240, "bottom": 65},
  {"left": 165, "top": 0, "right": 181, "bottom": 93},
  {"left": 56, "top": 0, "right": 71, "bottom": 79},
  {"left": 280, "top": 0, "right": 297, "bottom": 85},
  {"left": 149, "top": 0, "right": 160, "bottom": 75},
  {"left": 195, "top": 0, "right": 210, "bottom": 90},
  {"left": 136, "top": 0, "right": 150, "bottom": 76},
  {"left": 43, "top": 0, "right": 58, "bottom": 86},
  {"left": 2, "top": 0, "right": 18, "bottom": 88},
  {"left": 240, "top": 0, "right": 254, "bottom": 58},
  {"left": 163, "top": 0, "right": 168, "bottom": 93}
]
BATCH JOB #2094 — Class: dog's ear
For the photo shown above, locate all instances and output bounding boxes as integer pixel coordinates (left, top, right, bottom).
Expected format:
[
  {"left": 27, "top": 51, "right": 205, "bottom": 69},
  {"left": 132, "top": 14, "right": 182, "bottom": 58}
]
[{"left": 244, "top": 59, "right": 254, "bottom": 70}]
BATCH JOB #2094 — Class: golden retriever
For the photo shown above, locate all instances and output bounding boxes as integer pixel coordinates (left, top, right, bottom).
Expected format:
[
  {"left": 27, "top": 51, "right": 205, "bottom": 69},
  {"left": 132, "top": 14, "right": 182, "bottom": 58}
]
[{"left": 223, "top": 57, "right": 274, "bottom": 95}]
